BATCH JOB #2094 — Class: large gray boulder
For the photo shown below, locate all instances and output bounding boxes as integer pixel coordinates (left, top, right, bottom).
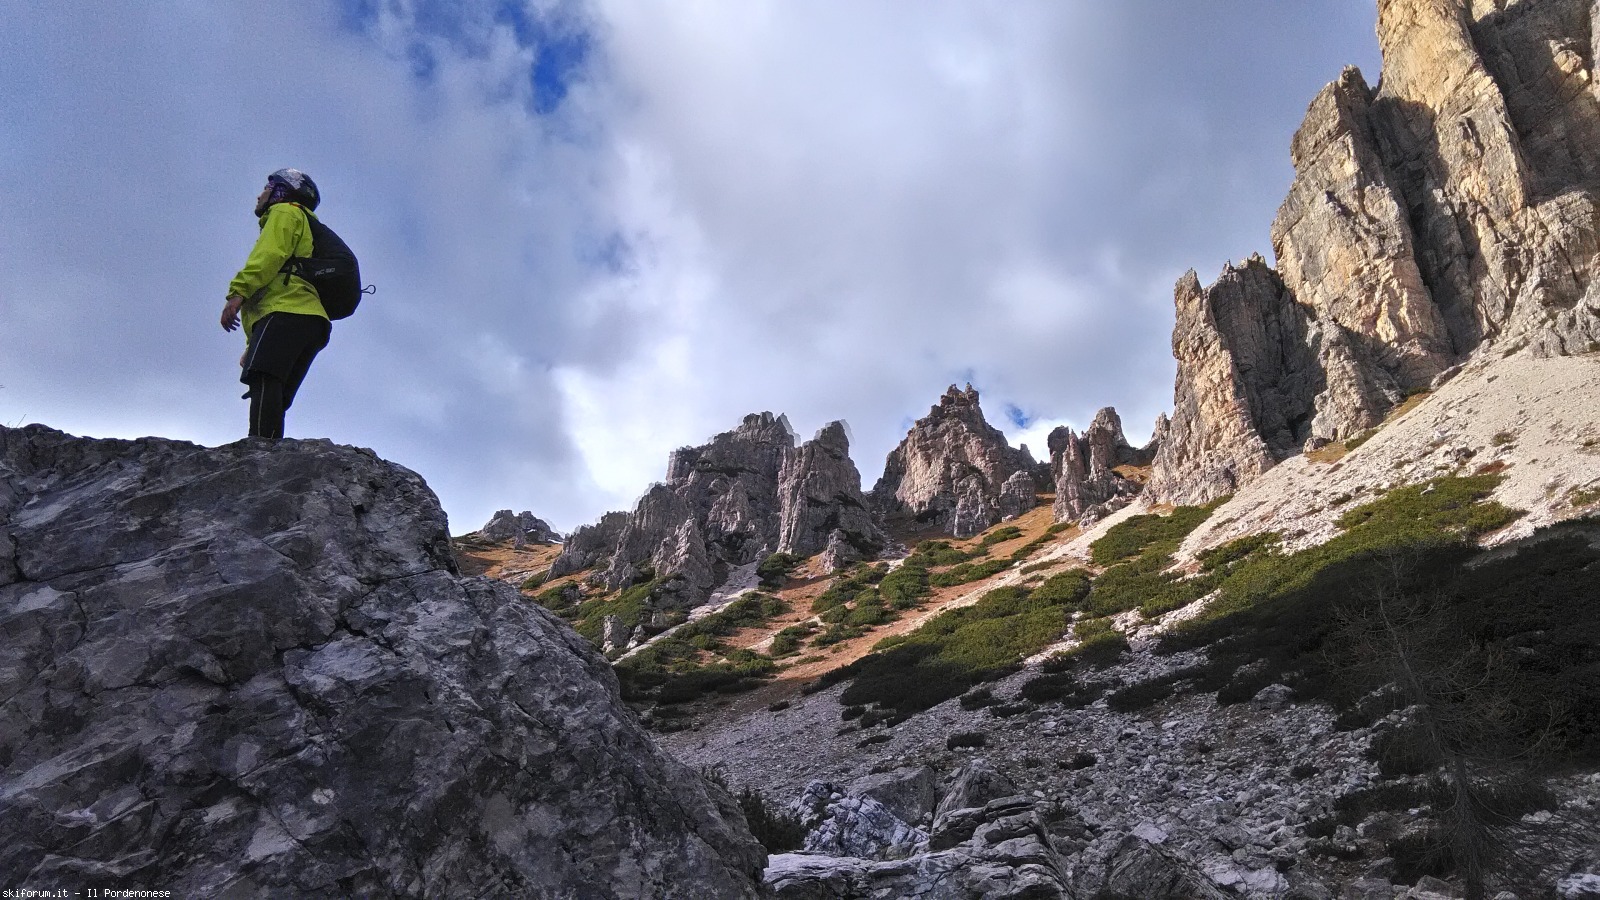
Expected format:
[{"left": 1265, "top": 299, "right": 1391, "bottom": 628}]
[{"left": 0, "top": 425, "right": 765, "bottom": 898}]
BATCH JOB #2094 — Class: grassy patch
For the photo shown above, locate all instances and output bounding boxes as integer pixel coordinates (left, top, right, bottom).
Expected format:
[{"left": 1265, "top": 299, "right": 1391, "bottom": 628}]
[
  {"left": 815, "top": 583, "right": 1077, "bottom": 714},
  {"left": 572, "top": 577, "right": 674, "bottom": 643},
  {"left": 1154, "top": 477, "right": 1600, "bottom": 764},
  {"left": 613, "top": 593, "right": 788, "bottom": 704},
  {"left": 1344, "top": 429, "right": 1377, "bottom": 451},
  {"left": 1030, "top": 570, "right": 1092, "bottom": 608},
  {"left": 1089, "top": 499, "right": 1226, "bottom": 567}
]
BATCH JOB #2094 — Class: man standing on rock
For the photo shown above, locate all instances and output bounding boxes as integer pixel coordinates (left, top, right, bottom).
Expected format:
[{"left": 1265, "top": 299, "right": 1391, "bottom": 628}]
[{"left": 220, "top": 169, "right": 330, "bottom": 440}]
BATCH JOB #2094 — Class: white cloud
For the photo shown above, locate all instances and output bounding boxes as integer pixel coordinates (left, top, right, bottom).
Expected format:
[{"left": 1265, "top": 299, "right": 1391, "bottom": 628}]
[{"left": 0, "top": 0, "right": 1382, "bottom": 534}]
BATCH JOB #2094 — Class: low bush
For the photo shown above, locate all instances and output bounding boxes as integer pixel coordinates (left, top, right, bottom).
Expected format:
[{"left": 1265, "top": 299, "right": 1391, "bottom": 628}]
[
  {"left": 1066, "top": 619, "right": 1127, "bottom": 668},
  {"left": 769, "top": 624, "right": 815, "bottom": 656},
  {"left": 694, "top": 769, "right": 807, "bottom": 855},
  {"left": 1018, "top": 671, "right": 1103, "bottom": 708},
  {"left": 929, "top": 558, "right": 1010, "bottom": 587},
  {"left": 880, "top": 561, "right": 931, "bottom": 609},
  {"left": 825, "top": 583, "right": 1078, "bottom": 714},
  {"left": 1089, "top": 499, "right": 1226, "bottom": 566},
  {"left": 979, "top": 525, "right": 1025, "bottom": 547},
  {"left": 1107, "top": 677, "right": 1178, "bottom": 713},
  {"left": 572, "top": 577, "right": 673, "bottom": 643},
  {"left": 1007, "top": 536, "right": 1050, "bottom": 565},
  {"left": 757, "top": 552, "right": 803, "bottom": 589},
  {"left": 1030, "top": 570, "right": 1091, "bottom": 608},
  {"left": 1197, "top": 532, "right": 1281, "bottom": 573},
  {"left": 909, "top": 540, "right": 985, "bottom": 568}
]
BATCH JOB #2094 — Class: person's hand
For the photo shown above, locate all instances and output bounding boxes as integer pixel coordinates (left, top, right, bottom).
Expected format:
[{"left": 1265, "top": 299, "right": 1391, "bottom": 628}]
[{"left": 221, "top": 295, "right": 245, "bottom": 331}]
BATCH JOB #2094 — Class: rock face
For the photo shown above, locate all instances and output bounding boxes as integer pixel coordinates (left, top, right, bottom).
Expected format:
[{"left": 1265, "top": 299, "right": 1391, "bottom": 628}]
[
  {"left": 551, "top": 414, "right": 885, "bottom": 605},
  {"left": 870, "top": 385, "right": 1040, "bottom": 538},
  {"left": 475, "top": 508, "right": 560, "bottom": 546},
  {"left": 0, "top": 425, "right": 765, "bottom": 898},
  {"left": 1048, "top": 407, "right": 1155, "bottom": 524},
  {"left": 1151, "top": 0, "right": 1600, "bottom": 505}
]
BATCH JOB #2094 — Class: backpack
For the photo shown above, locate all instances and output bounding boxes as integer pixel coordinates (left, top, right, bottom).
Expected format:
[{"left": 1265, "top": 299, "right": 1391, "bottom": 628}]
[{"left": 279, "top": 214, "right": 373, "bottom": 320}]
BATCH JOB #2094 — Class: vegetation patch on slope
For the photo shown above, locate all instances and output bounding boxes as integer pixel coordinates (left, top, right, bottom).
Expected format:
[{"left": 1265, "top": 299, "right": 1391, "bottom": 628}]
[
  {"left": 614, "top": 592, "right": 789, "bottom": 707},
  {"left": 809, "top": 582, "right": 1079, "bottom": 714}
]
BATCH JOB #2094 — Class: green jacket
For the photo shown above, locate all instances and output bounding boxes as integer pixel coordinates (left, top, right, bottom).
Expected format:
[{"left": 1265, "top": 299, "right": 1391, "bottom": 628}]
[{"left": 229, "top": 202, "right": 328, "bottom": 340}]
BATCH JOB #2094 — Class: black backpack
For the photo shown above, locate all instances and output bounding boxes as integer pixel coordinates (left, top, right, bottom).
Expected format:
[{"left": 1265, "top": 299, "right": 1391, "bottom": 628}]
[{"left": 279, "top": 214, "right": 372, "bottom": 320}]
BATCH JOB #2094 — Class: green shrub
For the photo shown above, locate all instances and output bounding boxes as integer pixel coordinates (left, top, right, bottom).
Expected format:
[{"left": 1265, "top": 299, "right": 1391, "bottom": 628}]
[
  {"left": 757, "top": 552, "right": 803, "bottom": 589},
  {"left": 1031, "top": 570, "right": 1091, "bottom": 607},
  {"left": 813, "top": 623, "right": 866, "bottom": 647},
  {"left": 929, "top": 558, "right": 1010, "bottom": 587},
  {"left": 826, "top": 583, "right": 1077, "bottom": 714},
  {"left": 1089, "top": 499, "right": 1225, "bottom": 566},
  {"left": 978, "top": 525, "right": 1025, "bottom": 547},
  {"left": 1066, "top": 618, "right": 1127, "bottom": 668},
  {"left": 1089, "top": 553, "right": 1215, "bottom": 618},
  {"left": 573, "top": 577, "right": 672, "bottom": 642},
  {"left": 1197, "top": 532, "right": 1281, "bottom": 573},
  {"left": 909, "top": 540, "right": 985, "bottom": 568},
  {"left": 880, "top": 561, "right": 931, "bottom": 609},
  {"left": 1107, "top": 677, "right": 1179, "bottom": 713},
  {"left": 769, "top": 624, "right": 814, "bottom": 656},
  {"left": 959, "top": 687, "right": 995, "bottom": 709},
  {"left": 1045, "top": 522, "right": 1072, "bottom": 536},
  {"left": 1007, "top": 537, "right": 1050, "bottom": 565}
]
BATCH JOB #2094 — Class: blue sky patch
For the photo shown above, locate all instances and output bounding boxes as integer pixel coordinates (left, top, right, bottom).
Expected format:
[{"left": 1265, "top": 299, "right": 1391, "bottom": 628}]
[{"left": 1004, "top": 404, "right": 1033, "bottom": 430}]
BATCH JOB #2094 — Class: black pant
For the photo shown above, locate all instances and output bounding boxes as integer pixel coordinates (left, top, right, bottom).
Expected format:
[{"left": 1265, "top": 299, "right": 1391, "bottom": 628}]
[{"left": 240, "top": 312, "right": 330, "bottom": 439}]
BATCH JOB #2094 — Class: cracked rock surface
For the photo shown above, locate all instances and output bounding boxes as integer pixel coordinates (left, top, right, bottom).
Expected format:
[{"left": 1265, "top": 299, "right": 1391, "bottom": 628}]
[{"left": 0, "top": 425, "right": 765, "bottom": 898}]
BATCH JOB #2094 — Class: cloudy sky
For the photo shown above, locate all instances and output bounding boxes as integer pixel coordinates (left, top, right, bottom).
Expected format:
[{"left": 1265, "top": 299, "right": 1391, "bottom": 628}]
[{"left": 1, "top": 1, "right": 1381, "bottom": 535}]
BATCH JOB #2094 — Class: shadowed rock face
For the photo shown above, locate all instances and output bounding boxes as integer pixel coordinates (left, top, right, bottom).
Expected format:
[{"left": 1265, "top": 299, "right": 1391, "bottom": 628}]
[
  {"left": 0, "top": 425, "right": 765, "bottom": 899},
  {"left": 1151, "top": 0, "right": 1600, "bottom": 505},
  {"left": 870, "top": 385, "right": 1039, "bottom": 538}
]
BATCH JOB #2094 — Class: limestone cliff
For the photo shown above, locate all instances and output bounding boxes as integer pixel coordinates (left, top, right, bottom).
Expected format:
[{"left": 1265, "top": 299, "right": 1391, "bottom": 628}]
[
  {"left": 551, "top": 413, "right": 885, "bottom": 603},
  {"left": 473, "top": 508, "right": 561, "bottom": 546},
  {"left": 1151, "top": 0, "right": 1600, "bottom": 505},
  {"left": 0, "top": 425, "right": 765, "bottom": 898},
  {"left": 1048, "top": 407, "right": 1155, "bottom": 524},
  {"left": 870, "top": 385, "right": 1040, "bottom": 538}
]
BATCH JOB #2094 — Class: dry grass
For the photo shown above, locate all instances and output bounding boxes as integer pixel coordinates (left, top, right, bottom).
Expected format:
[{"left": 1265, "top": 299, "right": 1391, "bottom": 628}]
[{"left": 454, "top": 541, "right": 564, "bottom": 587}]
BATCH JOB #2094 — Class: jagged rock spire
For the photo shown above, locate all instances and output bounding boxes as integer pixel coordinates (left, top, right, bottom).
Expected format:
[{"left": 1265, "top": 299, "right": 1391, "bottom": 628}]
[
  {"left": 870, "top": 385, "right": 1040, "bottom": 538},
  {"left": 551, "top": 413, "right": 885, "bottom": 606}
]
